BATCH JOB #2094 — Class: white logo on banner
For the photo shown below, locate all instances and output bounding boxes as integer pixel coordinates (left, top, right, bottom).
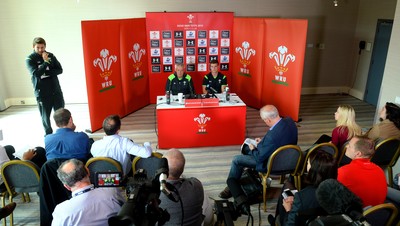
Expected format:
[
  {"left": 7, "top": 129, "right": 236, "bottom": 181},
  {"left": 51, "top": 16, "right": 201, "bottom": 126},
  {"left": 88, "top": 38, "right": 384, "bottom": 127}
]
[
  {"left": 187, "top": 14, "right": 195, "bottom": 23},
  {"left": 269, "top": 46, "right": 296, "bottom": 84},
  {"left": 194, "top": 113, "right": 211, "bottom": 133},
  {"left": 128, "top": 43, "right": 146, "bottom": 75},
  {"left": 235, "top": 41, "right": 256, "bottom": 75},
  {"left": 93, "top": 49, "right": 117, "bottom": 89}
]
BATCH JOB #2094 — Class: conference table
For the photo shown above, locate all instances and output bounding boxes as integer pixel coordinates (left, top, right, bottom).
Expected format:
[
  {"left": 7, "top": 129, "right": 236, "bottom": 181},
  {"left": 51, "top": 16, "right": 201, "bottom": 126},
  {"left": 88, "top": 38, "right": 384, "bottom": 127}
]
[{"left": 156, "top": 93, "right": 246, "bottom": 149}]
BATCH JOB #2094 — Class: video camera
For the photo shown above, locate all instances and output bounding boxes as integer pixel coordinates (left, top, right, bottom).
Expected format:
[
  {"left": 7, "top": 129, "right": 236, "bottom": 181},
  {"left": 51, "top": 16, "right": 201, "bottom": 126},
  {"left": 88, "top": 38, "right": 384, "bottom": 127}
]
[{"left": 95, "top": 159, "right": 171, "bottom": 226}]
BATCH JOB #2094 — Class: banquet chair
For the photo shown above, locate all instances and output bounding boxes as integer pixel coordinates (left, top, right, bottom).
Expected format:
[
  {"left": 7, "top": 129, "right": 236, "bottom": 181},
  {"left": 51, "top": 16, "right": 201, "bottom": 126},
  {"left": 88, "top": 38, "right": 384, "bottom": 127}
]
[
  {"left": 370, "top": 137, "right": 400, "bottom": 187},
  {"left": 297, "top": 142, "right": 338, "bottom": 190},
  {"left": 258, "top": 145, "right": 303, "bottom": 212},
  {"left": 1, "top": 160, "right": 40, "bottom": 226},
  {"left": 132, "top": 152, "right": 163, "bottom": 180},
  {"left": 363, "top": 203, "right": 398, "bottom": 226},
  {"left": 85, "top": 157, "right": 123, "bottom": 184}
]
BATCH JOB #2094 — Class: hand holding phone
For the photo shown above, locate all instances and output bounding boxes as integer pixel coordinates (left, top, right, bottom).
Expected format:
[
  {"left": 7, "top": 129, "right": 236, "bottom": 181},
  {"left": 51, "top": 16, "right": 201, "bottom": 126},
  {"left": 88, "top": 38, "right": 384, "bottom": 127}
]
[{"left": 282, "top": 188, "right": 297, "bottom": 199}]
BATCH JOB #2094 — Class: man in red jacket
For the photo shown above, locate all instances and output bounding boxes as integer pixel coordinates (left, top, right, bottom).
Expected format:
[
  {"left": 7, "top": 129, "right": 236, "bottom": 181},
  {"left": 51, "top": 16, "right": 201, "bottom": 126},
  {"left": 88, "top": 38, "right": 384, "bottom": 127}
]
[{"left": 337, "top": 135, "right": 387, "bottom": 207}]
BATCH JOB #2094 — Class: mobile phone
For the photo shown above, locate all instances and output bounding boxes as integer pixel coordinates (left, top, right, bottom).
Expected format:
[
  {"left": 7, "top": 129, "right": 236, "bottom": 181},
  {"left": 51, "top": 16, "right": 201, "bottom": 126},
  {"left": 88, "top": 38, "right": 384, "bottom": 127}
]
[
  {"left": 95, "top": 172, "right": 122, "bottom": 187},
  {"left": 282, "top": 188, "right": 297, "bottom": 199}
]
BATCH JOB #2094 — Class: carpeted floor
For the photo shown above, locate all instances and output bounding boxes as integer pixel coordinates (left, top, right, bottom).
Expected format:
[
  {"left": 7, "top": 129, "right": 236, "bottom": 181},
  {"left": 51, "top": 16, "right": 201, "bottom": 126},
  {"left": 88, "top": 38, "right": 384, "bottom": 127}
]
[{"left": 0, "top": 94, "right": 376, "bottom": 225}]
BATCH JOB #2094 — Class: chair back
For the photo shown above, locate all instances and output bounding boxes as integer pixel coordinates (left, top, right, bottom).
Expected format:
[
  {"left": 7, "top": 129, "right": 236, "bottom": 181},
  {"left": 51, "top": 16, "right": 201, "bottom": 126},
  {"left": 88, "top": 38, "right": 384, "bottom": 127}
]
[
  {"left": 363, "top": 203, "right": 398, "bottom": 226},
  {"left": 371, "top": 137, "right": 400, "bottom": 167},
  {"left": 266, "top": 145, "right": 303, "bottom": 176},
  {"left": 85, "top": 157, "right": 123, "bottom": 184},
  {"left": 39, "top": 158, "right": 71, "bottom": 226},
  {"left": 370, "top": 137, "right": 400, "bottom": 187},
  {"left": 338, "top": 140, "right": 350, "bottom": 166},
  {"left": 132, "top": 152, "right": 163, "bottom": 180},
  {"left": 301, "top": 142, "right": 339, "bottom": 175},
  {"left": 1, "top": 160, "right": 40, "bottom": 194}
]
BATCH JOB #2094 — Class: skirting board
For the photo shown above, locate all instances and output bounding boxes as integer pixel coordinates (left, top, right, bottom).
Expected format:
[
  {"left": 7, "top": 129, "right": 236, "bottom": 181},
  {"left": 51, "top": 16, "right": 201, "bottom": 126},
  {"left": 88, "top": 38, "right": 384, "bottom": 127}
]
[{"left": 1, "top": 86, "right": 365, "bottom": 109}]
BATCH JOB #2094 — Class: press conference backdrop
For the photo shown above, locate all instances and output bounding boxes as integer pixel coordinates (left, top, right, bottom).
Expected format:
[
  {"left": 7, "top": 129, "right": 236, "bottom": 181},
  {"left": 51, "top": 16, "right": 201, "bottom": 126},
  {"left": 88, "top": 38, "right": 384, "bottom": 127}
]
[{"left": 82, "top": 13, "right": 307, "bottom": 132}]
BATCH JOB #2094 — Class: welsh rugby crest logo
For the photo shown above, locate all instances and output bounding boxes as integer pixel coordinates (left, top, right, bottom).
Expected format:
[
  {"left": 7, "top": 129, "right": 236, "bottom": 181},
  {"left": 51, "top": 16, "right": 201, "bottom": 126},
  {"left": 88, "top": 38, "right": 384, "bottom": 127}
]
[
  {"left": 128, "top": 43, "right": 146, "bottom": 80},
  {"left": 93, "top": 49, "right": 117, "bottom": 92},
  {"left": 269, "top": 46, "right": 295, "bottom": 86},
  {"left": 194, "top": 113, "right": 211, "bottom": 134},
  {"left": 235, "top": 41, "right": 256, "bottom": 77}
]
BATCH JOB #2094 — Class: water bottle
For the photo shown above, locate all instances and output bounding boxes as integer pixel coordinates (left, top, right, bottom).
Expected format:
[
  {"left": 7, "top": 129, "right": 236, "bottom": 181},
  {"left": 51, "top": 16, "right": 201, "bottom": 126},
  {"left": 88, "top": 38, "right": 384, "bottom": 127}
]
[
  {"left": 166, "top": 91, "right": 171, "bottom": 104},
  {"left": 225, "top": 86, "right": 230, "bottom": 102}
]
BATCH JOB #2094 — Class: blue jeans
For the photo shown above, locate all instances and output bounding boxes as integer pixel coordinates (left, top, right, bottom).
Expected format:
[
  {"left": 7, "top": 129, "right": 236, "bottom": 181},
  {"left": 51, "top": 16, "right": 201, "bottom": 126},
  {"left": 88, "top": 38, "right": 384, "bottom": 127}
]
[{"left": 228, "top": 154, "right": 257, "bottom": 179}]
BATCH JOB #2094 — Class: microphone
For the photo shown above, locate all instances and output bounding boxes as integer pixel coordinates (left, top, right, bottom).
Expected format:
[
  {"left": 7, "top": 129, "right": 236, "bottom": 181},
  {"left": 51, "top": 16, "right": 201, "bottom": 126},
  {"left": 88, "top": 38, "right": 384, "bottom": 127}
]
[
  {"left": 316, "top": 179, "right": 364, "bottom": 221},
  {"left": 156, "top": 158, "right": 179, "bottom": 202},
  {"left": 210, "top": 87, "right": 218, "bottom": 94}
]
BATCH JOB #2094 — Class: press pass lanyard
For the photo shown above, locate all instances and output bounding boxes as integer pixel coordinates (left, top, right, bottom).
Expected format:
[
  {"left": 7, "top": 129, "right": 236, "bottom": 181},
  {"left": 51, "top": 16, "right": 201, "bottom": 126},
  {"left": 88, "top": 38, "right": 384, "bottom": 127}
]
[{"left": 73, "top": 185, "right": 95, "bottom": 197}]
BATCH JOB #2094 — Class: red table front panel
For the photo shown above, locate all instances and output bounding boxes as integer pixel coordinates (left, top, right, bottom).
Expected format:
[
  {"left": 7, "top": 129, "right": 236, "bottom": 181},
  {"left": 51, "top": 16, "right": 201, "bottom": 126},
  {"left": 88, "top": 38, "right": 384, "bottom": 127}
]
[{"left": 157, "top": 106, "right": 246, "bottom": 149}]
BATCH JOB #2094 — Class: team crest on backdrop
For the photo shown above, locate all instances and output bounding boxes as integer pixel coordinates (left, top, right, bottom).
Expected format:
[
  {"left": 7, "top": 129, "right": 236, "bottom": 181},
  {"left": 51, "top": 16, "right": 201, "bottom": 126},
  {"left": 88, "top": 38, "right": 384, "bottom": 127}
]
[
  {"left": 128, "top": 43, "right": 146, "bottom": 80},
  {"left": 194, "top": 113, "right": 211, "bottom": 134},
  {"left": 269, "top": 46, "right": 295, "bottom": 86},
  {"left": 235, "top": 41, "right": 256, "bottom": 77},
  {"left": 93, "top": 49, "right": 117, "bottom": 92}
]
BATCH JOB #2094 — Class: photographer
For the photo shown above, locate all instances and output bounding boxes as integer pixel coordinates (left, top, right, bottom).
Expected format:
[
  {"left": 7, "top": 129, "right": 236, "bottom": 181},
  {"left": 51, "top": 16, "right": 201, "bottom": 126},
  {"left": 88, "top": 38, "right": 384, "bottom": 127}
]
[
  {"left": 159, "top": 149, "right": 213, "bottom": 226},
  {"left": 52, "top": 159, "right": 124, "bottom": 226}
]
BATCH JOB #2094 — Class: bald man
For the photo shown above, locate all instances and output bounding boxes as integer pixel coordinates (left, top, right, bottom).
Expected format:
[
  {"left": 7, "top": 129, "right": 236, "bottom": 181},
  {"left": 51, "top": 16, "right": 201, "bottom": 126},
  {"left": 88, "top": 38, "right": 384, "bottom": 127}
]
[{"left": 158, "top": 149, "right": 213, "bottom": 226}]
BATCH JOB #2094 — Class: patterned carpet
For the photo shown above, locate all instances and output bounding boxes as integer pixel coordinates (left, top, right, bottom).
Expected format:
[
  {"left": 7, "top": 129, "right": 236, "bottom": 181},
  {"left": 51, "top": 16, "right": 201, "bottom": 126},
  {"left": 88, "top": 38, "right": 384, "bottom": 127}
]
[{"left": 0, "top": 94, "right": 376, "bottom": 225}]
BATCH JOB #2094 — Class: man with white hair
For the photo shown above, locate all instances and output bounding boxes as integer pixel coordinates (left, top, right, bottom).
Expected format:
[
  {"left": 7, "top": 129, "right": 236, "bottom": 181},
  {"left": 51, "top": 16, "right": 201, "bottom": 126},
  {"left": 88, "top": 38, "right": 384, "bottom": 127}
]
[{"left": 220, "top": 105, "right": 298, "bottom": 207}]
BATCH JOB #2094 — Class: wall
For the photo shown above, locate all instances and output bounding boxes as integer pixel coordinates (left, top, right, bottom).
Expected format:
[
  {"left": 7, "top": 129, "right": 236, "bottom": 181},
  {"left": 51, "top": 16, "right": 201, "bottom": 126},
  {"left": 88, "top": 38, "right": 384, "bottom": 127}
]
[
  {"left": 377, "top": 1, "right": 400, "bottom": 175},
  {"left": 350, "top": 0, "right": 397, "bottom": 100},
  {"left": 0, "top": 0, "right": 396, "bottom": 106}
]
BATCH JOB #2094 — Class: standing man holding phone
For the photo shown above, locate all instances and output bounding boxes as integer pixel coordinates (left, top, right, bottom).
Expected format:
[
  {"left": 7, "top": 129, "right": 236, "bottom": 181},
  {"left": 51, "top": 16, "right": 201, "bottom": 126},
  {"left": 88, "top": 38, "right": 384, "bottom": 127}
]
[{"left": 26, "top": 37, "right": 65, "bottom": 136}]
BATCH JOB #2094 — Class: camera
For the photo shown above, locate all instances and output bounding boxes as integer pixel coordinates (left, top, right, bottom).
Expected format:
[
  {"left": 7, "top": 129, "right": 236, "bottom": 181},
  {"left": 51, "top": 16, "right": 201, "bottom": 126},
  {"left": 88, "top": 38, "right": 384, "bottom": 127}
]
[{"left": 102, "top": 169, "right": 170, "bottom": 226}]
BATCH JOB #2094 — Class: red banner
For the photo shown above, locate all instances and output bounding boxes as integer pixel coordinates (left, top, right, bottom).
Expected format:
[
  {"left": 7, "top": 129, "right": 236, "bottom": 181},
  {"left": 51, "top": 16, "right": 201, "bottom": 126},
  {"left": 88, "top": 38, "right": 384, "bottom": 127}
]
[
  {"left": 82, "top": 18, "right": 150, "bottom": 132},
  {"left": 263, "top": 19, "right": 307, "bottom": 121},
  {"left": 146, "top": 12, "right": 234, "bottom": 103},
  {"left": 120, "top": 19, "right": 149, "bottom": 113},
  {"left": 232, "top": 18, "right": 265, "bottom": 108},
  {"left": 82, "top": 20, "right": 124, "bottom": 132},
  {"left": 232, "top": 18, "right": 307, "bottom": 121}
]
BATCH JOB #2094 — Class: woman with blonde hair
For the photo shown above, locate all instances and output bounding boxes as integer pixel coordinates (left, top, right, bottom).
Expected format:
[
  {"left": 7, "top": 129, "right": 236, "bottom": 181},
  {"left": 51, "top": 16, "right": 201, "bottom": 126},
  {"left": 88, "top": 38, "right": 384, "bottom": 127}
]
[
  {"left": 313, "top": 105, "right": 362, "bottom": 150},
  {"left": 332, "top": 104, "right": 362, "bottom": 149}
]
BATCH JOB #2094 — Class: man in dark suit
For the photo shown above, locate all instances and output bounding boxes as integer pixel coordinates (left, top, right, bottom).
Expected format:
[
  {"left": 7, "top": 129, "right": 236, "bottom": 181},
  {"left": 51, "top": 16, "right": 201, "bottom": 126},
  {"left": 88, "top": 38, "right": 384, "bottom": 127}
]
[{"left": 220, "top": 105, "right": 298, "bottom": 204}]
